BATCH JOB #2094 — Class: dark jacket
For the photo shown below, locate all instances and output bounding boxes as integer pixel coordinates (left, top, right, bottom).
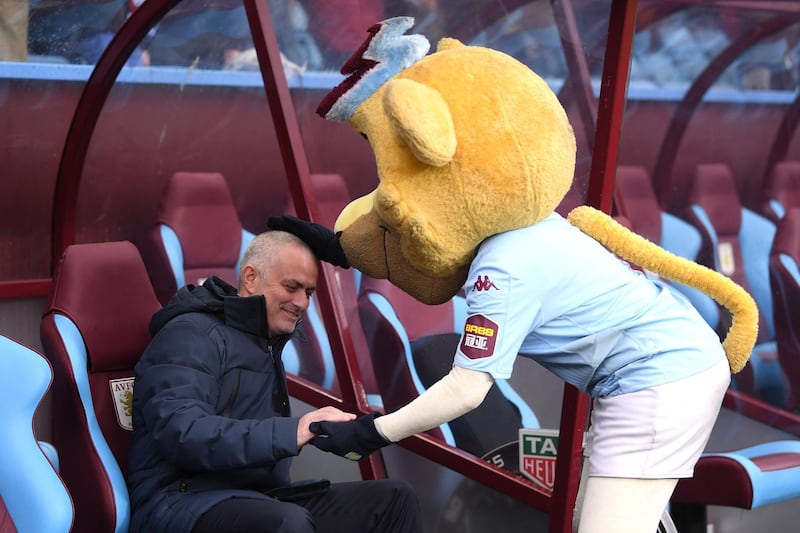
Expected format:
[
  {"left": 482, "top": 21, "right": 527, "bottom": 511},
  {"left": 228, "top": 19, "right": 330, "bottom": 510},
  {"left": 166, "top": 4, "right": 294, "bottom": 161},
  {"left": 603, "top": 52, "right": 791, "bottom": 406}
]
[{"left": 127, "top": 276, "right": 299, "bottom": 533}]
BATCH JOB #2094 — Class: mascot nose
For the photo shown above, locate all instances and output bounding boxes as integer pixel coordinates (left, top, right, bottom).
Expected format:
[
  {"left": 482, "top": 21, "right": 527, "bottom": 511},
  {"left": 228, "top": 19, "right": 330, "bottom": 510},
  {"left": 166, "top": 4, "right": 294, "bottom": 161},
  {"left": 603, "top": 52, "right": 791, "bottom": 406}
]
[{"left": 334, "top": 190, "right": 377, "bottom": 233}]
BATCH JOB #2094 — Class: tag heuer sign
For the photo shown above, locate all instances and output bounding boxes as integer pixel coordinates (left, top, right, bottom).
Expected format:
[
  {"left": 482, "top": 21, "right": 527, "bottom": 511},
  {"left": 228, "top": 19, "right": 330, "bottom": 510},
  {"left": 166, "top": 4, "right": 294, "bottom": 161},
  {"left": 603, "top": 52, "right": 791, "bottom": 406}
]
[
  {"left": 109, "top": 377, "right": 135, "bottom": 431},
  {"left": 519, "top": 428, "right": 559, "bottom": 493}
]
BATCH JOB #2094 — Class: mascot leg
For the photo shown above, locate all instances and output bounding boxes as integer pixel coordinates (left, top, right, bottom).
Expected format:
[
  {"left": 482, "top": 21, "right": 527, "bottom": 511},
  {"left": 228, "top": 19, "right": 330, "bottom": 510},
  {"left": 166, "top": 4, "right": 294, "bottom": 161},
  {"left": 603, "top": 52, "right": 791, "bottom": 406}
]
[{"left": 573, "top": 465, "right": 678, "bottom": 533}]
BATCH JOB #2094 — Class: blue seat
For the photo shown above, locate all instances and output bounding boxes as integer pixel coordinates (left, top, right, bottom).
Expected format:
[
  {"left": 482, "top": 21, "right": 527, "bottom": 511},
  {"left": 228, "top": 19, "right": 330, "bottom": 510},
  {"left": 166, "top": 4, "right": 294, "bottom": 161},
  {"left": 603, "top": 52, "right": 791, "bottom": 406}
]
[
  {"left": 685, "top": 163, "right": 783, "bottom": 406},
  {"left": 0, "top": 334, "right": 73, "bottom": 533},
  {"left": 41, "top": 241, "right": 162, "bottom": 533},
  {"left": 357, "top": 276, "right": 539, "bottom": 458}
]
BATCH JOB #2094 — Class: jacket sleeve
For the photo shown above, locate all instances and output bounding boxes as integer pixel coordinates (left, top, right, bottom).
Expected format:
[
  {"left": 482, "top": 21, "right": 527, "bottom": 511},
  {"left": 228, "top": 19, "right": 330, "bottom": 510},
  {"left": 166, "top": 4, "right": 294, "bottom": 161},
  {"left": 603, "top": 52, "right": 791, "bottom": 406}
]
[{"left": 133, "top": 318, "right": 299, "bottom": 472}]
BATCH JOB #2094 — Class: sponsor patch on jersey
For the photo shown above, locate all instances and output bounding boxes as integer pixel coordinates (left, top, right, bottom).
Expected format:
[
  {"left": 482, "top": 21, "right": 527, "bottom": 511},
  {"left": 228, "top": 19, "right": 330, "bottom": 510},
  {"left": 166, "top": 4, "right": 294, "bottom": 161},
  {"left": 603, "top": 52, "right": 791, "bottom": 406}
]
[{"left": 460, "top": 314, "right": 498, "bottom": 359}]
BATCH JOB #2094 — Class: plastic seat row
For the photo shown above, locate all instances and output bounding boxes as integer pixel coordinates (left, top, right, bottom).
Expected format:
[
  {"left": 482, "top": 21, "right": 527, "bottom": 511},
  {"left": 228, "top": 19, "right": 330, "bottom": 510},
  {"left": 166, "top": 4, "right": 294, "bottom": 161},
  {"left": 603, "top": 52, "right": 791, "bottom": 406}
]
[
  {"left": 613, "top": 163, "right": 800, "bottom": 529},
  {"left": 614, "top": 163, "right": 800, "bottom": 411}
]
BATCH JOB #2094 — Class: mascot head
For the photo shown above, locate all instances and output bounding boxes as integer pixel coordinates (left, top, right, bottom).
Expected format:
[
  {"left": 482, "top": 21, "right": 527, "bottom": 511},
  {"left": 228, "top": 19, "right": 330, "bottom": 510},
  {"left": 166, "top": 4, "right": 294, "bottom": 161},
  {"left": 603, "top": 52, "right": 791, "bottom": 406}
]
[{"left": 317, "top": 17, "right": 576, "bottom": 304}]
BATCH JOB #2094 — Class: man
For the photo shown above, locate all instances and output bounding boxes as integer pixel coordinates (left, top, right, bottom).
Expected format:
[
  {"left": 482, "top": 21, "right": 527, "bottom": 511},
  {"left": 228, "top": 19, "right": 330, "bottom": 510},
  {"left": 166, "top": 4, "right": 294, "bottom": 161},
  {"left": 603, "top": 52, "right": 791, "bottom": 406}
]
[{"left": 127, "top": 230, "right": 422, "bottom": 533}]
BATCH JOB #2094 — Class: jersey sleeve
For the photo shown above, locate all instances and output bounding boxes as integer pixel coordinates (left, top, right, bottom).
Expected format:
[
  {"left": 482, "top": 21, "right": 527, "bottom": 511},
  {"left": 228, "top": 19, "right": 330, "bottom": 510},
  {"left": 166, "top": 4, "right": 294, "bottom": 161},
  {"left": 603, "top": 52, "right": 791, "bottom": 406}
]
[{"left": 453, "top": 241, "right": 544, "bottom": 379}]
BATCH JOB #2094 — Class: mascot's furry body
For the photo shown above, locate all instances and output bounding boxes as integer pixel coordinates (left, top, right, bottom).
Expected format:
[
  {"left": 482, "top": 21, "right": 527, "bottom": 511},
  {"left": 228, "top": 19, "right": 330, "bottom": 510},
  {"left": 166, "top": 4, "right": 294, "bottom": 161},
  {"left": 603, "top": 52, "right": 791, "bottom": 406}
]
[{"left": 304, "top": 17, "right": 758, "bottom": 532}]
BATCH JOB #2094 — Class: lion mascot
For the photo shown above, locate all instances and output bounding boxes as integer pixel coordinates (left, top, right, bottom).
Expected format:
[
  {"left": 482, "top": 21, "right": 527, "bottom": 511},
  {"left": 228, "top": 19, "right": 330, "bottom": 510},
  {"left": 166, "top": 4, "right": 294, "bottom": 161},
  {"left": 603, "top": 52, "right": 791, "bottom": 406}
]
[{"left": 269, "top": 17, "right": 757, "bottom": 532}]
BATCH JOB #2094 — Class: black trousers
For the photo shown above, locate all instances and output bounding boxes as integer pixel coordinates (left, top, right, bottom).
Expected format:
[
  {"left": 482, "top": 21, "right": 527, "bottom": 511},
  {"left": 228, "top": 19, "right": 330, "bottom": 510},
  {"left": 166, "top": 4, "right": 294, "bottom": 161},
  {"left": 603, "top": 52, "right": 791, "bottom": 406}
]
[{"left": 192, "top": 479, "right": 423, "bottom": 533}]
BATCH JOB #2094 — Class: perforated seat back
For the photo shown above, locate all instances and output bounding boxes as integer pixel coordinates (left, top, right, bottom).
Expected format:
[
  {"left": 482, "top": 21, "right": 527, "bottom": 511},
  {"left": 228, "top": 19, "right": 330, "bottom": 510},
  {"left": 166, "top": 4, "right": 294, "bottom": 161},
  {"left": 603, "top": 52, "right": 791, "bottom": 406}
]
[
  {"left": 149, "top": 171, "right": 254, "bottom": 303},
  {"left": 0, "top": 335, "right": 73, "bottom": 533},
  {"left": 40, "top": 241, "right": 161, "bottom": 533}
]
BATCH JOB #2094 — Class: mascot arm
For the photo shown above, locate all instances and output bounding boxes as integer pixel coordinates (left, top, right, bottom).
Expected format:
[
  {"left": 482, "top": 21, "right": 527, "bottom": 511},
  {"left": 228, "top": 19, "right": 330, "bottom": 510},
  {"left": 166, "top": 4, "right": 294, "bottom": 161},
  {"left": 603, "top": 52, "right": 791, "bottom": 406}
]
[
  {"left": 308, "top": 366, "right": 492, "bottom": 461},
  {"left": 375, "top": 365, "right": 494, "bottom": 442}
]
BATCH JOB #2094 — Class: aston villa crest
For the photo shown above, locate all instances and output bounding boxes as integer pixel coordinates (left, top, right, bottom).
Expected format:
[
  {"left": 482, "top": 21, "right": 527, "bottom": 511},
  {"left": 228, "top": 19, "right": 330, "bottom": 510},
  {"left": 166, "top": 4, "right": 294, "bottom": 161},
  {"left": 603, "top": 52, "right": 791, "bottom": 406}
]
[{"left": 109, "top": 377, "right": 134, "bottom": 431}]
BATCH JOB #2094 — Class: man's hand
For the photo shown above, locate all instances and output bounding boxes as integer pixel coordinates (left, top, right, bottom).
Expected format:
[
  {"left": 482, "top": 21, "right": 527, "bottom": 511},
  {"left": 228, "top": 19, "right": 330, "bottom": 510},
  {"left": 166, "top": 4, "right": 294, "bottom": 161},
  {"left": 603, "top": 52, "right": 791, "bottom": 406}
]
[
  {"left": 310, "top": 412, "right": 391, "bottom": 461},
  {"left": 267, "top": 215, "right": 350, "bottom": 268},
  {"left": 297, "top": 407, "right": 356, "bottom": 448}
]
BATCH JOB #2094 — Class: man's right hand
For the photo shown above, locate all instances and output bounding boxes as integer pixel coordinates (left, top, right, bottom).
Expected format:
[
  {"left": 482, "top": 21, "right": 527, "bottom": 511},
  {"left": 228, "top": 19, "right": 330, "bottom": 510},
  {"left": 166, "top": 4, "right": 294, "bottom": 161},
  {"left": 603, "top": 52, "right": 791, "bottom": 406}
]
[{"left": 297, "top": 406, "right": 356, "bottom": 448}]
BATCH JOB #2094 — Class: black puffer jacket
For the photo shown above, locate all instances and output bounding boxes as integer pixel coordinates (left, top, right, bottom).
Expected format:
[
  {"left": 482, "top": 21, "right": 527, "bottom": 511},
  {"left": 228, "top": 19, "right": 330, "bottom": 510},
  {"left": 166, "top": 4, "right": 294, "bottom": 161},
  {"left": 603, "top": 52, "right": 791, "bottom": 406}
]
[{"left": 127, "top": 276, "right": 299, "bottom": 533}]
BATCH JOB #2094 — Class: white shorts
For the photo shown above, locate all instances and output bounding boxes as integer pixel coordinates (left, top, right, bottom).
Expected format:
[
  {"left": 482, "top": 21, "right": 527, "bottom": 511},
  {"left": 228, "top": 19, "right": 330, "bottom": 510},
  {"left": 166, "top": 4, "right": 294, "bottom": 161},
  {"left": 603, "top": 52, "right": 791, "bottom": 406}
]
[{"left": 584, "top": 357, "right": 731, "bottom": 478}]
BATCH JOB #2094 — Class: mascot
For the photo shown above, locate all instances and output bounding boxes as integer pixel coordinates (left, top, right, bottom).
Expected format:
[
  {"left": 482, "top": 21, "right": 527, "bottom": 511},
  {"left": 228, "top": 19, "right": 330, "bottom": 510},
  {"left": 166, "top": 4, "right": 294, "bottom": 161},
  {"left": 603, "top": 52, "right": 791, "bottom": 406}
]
[{"left": 269, "top": 17, "right": 758, "bottom": 532}]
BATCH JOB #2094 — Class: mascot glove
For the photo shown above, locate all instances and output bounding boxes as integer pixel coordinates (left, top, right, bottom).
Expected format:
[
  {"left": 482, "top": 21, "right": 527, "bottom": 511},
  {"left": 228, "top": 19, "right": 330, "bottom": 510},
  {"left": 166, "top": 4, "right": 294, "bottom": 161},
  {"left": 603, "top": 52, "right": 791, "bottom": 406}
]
[
  {"left": 310, "top": 412, "right": 391, "bottom": 461},
  {"left": 267, "top": 215, "right": 350, "bottom": 268}
]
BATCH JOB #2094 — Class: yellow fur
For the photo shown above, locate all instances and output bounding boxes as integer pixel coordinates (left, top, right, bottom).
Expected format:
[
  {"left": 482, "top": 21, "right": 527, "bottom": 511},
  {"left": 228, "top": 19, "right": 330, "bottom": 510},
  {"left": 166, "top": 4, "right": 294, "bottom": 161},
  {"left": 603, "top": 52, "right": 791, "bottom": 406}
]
[{"left": 331, "top": 23, "right": 756, "bottom": 371}]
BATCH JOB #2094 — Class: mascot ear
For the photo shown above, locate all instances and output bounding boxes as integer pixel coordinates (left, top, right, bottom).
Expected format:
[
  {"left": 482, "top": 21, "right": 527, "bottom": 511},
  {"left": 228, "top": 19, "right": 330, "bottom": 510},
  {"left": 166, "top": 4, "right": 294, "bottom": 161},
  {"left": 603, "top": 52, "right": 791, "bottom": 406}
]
[{"left": 383, "top": 78, "right": 457, "bottom": 167}]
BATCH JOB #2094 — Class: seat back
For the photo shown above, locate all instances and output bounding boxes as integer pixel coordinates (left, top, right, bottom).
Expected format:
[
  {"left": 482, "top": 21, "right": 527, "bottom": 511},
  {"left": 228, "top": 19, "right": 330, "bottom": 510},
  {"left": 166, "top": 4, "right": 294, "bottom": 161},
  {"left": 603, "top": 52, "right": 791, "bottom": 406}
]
[
  {"left": 614, "top": 165, "right": 720, "bottom": 329},
  {"left": 686, "top": 163, "right": 775, "bottom": 340},
  {"left": 0, "top": 335, "right": 73, "bottom": 533},
  {"left": 685, "top": 164, "right": 784, "bottom": 404},
  {"left": 357, "top": 277, "right": 539, "bottom": 456},
  {"left": 40, "top": 241, "right": 162, "bottom": 533},
  {"left": 763, "top": 161, "right": 800, "bottom": 223},
  {"left": 613, "top": 165, "right": 664, "bottom": 243},
  {"left": 148, "top": 171, "right": 254, "bottom": 304},
  {"left": 770, "top": 208, "right": 800, "bottom": 411}
]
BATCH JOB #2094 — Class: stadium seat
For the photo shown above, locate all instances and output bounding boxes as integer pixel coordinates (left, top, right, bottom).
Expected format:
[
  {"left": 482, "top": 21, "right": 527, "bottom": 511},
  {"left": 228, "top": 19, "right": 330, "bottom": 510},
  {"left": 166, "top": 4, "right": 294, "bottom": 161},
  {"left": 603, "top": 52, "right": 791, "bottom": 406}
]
[
  {"left": 0, "top": 334, "right": 73, "bottom": 533},
  {"left": 769, "top": 208, "right": 800, "bottom": 412},
  {"left": 357, "top": 276, "right": 539, "bottom": 458},
  {"left": 762, "top": 161, "right": 800, "bottom": 224},
  {"left": 672, "top": 441, "right": 800, "bottom": 528},
  {"left": 40, "top": 241, "right": 162, "bottom": 533},
  {"left": 613, "top": 165, "right": 720, "bottom": 330},
  {"left": 685, "top": 163, "right": 783, "bottom": 406},
  {"left": 147, "top": 171, "right": 255, "bottom": 304}
]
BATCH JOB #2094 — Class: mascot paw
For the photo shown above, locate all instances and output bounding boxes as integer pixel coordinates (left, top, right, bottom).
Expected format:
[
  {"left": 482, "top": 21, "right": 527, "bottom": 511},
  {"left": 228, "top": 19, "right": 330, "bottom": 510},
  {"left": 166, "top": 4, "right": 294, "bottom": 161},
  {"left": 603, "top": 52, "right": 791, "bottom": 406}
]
[
  {"left": 267, "top": 215, "right": 350, "bottom": 268},
  {"left": 310, "top": 412, "right": 390, "bottom": 461}
]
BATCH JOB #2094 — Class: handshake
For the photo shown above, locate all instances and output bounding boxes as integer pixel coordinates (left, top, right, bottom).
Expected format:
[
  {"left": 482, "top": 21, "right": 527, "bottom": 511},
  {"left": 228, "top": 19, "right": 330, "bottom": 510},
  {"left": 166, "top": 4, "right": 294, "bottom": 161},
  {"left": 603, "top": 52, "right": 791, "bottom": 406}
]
[{"left": 310, "top": 412, "right": 392, "bottom": 461}]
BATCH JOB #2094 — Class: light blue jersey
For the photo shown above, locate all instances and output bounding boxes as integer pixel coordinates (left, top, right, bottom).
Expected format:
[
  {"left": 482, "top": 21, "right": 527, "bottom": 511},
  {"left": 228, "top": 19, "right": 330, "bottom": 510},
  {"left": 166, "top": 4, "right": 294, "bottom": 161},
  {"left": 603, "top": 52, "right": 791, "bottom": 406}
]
[{"left": 453, "top": 213, "right": 726, "bottom": 398}]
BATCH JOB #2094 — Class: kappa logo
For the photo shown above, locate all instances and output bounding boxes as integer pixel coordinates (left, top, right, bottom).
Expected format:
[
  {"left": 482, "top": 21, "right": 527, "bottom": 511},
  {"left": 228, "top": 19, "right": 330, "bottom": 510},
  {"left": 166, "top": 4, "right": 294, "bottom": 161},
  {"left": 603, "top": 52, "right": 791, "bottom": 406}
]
[
  {"left": 109, "top": 377, "right": 135, "bottom": 431},
  {"left": 473, "top": 275, "right": 499, "bottom": 292}
]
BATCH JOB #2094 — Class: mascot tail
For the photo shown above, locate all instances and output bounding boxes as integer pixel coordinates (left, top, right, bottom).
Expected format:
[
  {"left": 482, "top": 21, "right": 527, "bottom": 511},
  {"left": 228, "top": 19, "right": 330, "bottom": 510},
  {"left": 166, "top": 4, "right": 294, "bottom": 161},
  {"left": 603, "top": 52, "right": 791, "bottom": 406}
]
[{"left": 567, "top": 205, "right": 758, "bottom": 373}]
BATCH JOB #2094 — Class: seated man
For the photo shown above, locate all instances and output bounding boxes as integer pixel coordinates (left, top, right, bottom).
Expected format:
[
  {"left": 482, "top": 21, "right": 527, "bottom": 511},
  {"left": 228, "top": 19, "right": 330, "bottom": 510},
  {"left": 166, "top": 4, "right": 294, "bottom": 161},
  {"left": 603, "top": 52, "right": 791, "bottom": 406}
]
[{"left": 127, "top": 230, "right": 422, "bottom": 533}]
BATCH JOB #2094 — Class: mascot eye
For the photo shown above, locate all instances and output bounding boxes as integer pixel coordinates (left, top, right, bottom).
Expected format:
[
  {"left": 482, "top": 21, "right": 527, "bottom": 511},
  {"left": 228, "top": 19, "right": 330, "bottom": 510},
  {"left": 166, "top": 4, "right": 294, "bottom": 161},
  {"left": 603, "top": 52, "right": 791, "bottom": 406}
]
[{"left": 360, "top": 132, "right": 368, "bottom": 141}]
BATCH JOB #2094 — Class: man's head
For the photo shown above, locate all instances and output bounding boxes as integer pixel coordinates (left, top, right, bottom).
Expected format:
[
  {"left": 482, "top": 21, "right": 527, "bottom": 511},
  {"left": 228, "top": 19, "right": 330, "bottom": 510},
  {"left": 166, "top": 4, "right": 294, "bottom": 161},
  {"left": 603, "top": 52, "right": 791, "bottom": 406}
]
[{"left": 238, "top": 231, "right": 318, "bottom": 337}]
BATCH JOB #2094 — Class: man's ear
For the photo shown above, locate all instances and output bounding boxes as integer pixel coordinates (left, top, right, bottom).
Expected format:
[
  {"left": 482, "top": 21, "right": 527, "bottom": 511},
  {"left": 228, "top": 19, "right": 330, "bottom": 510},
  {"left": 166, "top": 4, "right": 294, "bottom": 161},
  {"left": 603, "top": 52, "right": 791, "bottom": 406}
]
[{"left": 239, "top": 264, "right": 258, "bottom": 295}]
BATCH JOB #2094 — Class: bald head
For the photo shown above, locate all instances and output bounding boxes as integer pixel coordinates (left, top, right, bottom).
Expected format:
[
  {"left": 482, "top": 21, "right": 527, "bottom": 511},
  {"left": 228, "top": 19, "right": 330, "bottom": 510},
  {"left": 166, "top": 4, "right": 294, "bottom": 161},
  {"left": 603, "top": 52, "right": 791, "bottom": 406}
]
[{"left": 238, "top": 231, "right": 314, "bottom": 290}]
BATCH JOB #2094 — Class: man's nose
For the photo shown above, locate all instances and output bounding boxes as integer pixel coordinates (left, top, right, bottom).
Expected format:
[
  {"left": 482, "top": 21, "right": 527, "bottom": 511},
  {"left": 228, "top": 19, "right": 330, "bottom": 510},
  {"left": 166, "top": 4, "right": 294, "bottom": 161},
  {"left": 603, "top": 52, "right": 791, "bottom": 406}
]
[{"left": 294, "top": 292, "right": 311, "bottom": 311}]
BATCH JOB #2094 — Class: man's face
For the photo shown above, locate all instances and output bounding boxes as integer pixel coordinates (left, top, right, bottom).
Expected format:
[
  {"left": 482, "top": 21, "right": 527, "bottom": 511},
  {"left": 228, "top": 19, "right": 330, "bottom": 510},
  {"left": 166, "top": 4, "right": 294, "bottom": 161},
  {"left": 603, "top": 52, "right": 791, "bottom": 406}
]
[{"left": 246, "top": 243, "right": 318, "bottom": 337}]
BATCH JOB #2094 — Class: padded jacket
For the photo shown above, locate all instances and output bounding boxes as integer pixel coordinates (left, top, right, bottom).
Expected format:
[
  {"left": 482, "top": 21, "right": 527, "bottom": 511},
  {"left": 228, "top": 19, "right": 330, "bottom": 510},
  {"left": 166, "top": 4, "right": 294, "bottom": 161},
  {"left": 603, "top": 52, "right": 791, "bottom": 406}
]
[{"left": 127, "top": 276, "right": 300, "bottom": 533}]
